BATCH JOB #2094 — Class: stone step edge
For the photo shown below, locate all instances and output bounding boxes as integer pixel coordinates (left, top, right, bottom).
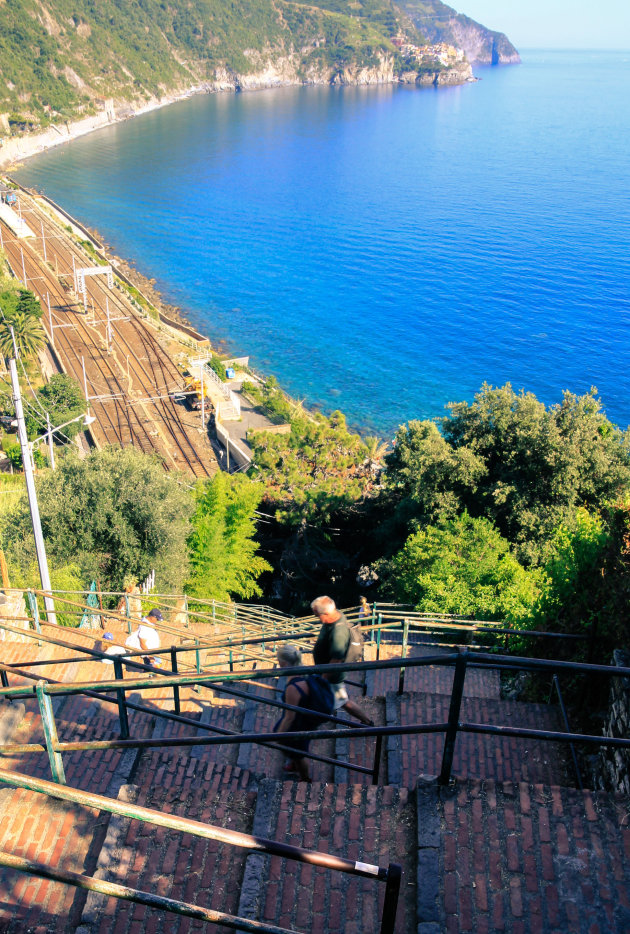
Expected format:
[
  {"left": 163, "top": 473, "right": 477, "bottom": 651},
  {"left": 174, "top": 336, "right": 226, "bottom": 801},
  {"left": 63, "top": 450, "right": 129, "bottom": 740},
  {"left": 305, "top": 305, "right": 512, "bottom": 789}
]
[
  {"left": 416, "top": 774, "right": 441, "bottom": 932},
  {"left": 74, "top": 696, "right": 179, "bottom": 932},
  {"left": 236, "top": 778, "right": 281, "bottom": 931}
]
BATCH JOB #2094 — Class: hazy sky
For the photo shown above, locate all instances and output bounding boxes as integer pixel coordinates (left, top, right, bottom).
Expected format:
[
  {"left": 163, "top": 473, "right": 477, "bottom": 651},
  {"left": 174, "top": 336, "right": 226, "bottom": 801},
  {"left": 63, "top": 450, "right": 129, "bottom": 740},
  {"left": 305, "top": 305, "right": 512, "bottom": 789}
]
[{"left": 458, "top": 1, "right": 630, "bottom": 49}]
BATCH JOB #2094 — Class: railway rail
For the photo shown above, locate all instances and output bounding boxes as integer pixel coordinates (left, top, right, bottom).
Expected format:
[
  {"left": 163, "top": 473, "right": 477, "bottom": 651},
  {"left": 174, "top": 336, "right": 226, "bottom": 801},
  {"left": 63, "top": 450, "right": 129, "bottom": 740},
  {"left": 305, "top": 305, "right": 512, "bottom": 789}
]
[{"left": 0, "top": 190, "right": 218, "bottom": 478}]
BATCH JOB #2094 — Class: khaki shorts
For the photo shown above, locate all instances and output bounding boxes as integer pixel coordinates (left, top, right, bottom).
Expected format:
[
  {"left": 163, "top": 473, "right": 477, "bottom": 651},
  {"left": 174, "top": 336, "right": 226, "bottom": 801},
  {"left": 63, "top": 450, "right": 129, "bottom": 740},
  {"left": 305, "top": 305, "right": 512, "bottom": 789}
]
[{"left": 330, "top": 682, "right": 348, "bottom": 711}]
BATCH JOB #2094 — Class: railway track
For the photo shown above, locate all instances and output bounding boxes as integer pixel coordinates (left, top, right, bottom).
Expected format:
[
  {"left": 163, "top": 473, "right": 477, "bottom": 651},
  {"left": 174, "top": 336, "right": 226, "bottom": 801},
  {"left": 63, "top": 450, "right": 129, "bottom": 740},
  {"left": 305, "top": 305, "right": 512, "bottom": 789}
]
[{"left": 1, "top": 191, "right": 217, "bottom": 478}]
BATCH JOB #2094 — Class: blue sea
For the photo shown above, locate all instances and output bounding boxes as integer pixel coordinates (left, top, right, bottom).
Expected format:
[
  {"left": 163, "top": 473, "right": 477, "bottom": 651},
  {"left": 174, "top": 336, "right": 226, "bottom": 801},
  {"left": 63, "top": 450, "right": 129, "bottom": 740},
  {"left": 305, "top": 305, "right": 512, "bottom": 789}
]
[{"left": 14, "top": 50, "right": 630, "bottom": 436}]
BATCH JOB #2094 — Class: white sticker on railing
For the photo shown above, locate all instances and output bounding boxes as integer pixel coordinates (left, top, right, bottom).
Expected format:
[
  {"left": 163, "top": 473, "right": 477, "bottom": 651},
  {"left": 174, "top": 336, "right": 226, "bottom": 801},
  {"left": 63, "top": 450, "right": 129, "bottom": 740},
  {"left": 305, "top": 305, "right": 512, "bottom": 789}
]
[{"left": 355, "top": 861, "right": 379, "bottom": 875}]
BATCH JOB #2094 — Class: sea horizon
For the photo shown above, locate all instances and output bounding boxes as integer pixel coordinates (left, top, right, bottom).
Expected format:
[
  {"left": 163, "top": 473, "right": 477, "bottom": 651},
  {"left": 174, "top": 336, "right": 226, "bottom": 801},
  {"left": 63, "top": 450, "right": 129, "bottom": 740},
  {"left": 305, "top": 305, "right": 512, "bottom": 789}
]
[{"left": 14, "top": 48, "right": 630, "bottom": 437}]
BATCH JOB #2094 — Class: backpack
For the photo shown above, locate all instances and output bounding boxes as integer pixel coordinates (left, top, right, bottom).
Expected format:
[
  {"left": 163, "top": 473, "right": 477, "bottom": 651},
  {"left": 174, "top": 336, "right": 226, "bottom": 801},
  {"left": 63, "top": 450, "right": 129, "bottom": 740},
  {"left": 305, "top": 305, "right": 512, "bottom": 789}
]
[
  {"left": 334, "top": 619, "right": 365, "bottom": 664},
  {"left": 287, "top": 675, "right": 335, "bottom": 730}
]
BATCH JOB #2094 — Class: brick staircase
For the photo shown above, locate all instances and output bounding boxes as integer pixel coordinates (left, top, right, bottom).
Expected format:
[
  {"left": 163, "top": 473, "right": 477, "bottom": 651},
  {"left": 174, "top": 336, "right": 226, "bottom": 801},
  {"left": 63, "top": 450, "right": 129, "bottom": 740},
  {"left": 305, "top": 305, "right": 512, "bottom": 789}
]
[{"left": 0, "top": 631, "right": 629, "bottom": 933}]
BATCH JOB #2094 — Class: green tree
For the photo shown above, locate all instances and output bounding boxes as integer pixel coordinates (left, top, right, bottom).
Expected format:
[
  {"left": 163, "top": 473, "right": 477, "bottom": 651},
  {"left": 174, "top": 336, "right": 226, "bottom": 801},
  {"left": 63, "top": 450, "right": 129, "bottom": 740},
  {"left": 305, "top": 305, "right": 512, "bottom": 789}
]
[
  {"left": 250, "top": 409, "right": 374, "bottom": 525},
  {"left": 0, "top": 287, "right": 43, "bottom": 321},
  {"left": 1, "top": 447, "right": 194, "bottom": 591},
  {"left": 10, "top": 562, "right": 86, "bottom": 627},
  {"left": 25, "top": 374, "right": 86, "bottom": 441},
  {"left": 186, "top": 472, "right": 272, "bottom": 602},
  {"left": 384, "top": 419, "right": 485, "bottom": 527},
  {"left": 379, "top": 512, "right": 539, "bottom": 622},
  {"left": 533, "top": 509, "right": 609, "bottom": 637},
  {"left": 385, "top": 384, "right": 630, "bottom": 564}
]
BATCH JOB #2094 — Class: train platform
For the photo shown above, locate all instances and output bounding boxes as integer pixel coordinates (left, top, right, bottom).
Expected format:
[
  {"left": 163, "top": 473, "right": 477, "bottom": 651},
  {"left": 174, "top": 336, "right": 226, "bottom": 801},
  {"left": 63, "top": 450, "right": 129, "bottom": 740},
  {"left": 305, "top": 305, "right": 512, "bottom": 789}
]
[{"left": 0, "top": 201, "right": 34, "bottom": 239}]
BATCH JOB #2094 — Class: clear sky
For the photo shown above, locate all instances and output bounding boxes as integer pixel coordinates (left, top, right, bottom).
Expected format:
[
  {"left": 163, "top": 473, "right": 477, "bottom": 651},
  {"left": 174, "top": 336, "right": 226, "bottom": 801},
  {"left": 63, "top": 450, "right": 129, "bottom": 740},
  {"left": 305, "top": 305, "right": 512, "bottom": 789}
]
[{"left": 458, "top": 1, "right": 630, "bottom": 50}]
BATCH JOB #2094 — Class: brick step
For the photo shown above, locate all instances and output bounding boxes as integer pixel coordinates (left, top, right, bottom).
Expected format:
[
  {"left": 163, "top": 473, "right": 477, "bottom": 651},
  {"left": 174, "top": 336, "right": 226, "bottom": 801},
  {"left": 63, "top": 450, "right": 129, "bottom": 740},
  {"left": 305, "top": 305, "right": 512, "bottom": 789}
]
[
  {"left": 387, "top": 691, "right": 573, "bottom": 788},
  {"left": 416, "top": 775, "right": 630, "bottom": 933},
  {"left": 333, "top": 696, "right": 386, "bottom": 785},
  {"left": 76, "top": 758, "right": 256, "bottom": 934},
  {"left": 366, "top": 643, "right": 501, "bottom": 699},
  {"left": 0, "top": 783, "right": 108, "bottom": 933},
  {"left": 238, "top": 779, "right": 416, "bottom": 934}
]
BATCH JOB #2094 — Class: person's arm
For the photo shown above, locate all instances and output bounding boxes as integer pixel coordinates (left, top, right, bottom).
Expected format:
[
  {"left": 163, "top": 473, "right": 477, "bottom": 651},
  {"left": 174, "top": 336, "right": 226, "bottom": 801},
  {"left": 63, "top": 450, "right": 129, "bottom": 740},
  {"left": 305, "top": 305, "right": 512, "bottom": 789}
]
[{"left": 276, "top": 682, "right": 306, "bottom": 733}]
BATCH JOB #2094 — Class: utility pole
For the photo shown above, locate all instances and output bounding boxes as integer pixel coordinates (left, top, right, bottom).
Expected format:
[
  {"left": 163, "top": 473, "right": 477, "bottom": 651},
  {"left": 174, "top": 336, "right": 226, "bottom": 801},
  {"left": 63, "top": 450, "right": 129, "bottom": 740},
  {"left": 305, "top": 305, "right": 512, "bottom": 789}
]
[
  {"left": 45, "top": 413, "right": 56, "bottom": 471},
  {"left": 47, "top": 293, "right": 54, "bottom": 350},
  {"left": 8, "top": 349, "right": 57, "bottom": 624}
]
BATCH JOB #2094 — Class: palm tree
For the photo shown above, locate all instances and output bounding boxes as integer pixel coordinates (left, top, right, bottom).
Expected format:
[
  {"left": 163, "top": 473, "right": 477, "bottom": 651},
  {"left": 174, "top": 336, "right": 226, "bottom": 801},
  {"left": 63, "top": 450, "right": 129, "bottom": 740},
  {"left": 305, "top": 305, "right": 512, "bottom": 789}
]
[
  {"left": 0, "top": 312, "right": 46, "bottom": 361},
  {"left": 363, "top": 436, "right": 390, "bottom": 477}
]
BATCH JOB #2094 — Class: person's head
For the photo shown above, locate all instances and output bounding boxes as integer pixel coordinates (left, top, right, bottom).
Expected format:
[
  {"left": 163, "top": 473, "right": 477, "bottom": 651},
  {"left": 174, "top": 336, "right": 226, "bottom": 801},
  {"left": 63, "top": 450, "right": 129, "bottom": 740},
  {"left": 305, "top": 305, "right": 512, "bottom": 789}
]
[
  {"left": 359, "top": 596, "right": 368, "bottom": 606},
  {"left": 277, "top": 644, "right": 303, "bottom": 669},
  {"left": 103, "top": 632, "right": 114, "bottom": 642},
  {"left": 146, "top": 608, "right": 163, "bottom": 624},
  {"left": 310, "top": 596, "right": 338, "bottom": 623}
]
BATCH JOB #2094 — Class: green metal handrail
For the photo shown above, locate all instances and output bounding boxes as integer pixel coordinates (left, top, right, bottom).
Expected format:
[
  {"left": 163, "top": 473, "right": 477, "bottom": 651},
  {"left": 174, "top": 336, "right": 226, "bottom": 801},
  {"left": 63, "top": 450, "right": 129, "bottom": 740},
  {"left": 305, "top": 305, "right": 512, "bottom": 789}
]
[
  {"left": 0, "top": 767, "right": 402, "bottom": 934},
  {"left": 2, "top": 650, "right": 630, "bottom": 790}
]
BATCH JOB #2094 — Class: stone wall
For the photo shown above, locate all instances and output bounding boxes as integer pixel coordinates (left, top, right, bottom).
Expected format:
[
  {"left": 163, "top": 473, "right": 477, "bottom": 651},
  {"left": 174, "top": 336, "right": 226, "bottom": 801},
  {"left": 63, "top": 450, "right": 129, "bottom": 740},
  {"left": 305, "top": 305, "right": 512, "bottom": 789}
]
[
  {"left": 595, "top": 649, "right": 630, "bottom": 795},
  {"left": 0, "top": 590, "right": 30, "bottom": 643}
]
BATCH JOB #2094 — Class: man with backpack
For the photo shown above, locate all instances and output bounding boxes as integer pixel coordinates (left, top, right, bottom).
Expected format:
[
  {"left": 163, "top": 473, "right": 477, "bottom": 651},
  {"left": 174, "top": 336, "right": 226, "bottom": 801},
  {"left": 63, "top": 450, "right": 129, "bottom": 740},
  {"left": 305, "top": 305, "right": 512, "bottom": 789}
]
[{"left": 311, "top": 595, "right": 374, "bottom": 726}]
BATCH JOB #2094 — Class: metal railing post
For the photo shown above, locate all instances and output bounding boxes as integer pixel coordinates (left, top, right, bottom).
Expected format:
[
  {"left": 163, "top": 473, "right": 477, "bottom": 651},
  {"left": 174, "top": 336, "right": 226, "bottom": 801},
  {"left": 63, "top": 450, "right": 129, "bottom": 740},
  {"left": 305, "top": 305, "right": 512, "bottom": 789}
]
[
  {"left": 27, "top": 590, "right": 42, "bottom": 646},
  {"left": 380, "top": 863, "right": 402, "bottom": 934},
  {"left": 439, "top": 649, "right": 467, "bottom": 785},
  {"left": 124, "top": 595, "right": 132, "bottom": 634},
  {"left": 1, "top": 669, "right": 11, "bottom": 699},
  {"left": 376, "top": 614, "right": 382, "bottom": 661},
  {"left": 171, "top": 647, "right": 180, "bottom": 715},
  {"left": 552, "top": 675, "right": 583, "bottom": 790},
  {"left": 371, "top": 733, "right": 383, "bottom": 785},
  {"left": 183, "top": 595, "right": 189, "bottom": 628},
  {"left": 229, "top": 649, "right": 234, "bottom": 672},
  {"left": 36, "top": 681, "right": 66, "bottom": 784},
  {"left": 113, "top": 658, "right": 130, "bottom": 740},
  {"left": 195, "top": 638, "right": 201, "bottom": 675},
  {"left": 398, "top": 618, "right": 409, "bottom": 695}
]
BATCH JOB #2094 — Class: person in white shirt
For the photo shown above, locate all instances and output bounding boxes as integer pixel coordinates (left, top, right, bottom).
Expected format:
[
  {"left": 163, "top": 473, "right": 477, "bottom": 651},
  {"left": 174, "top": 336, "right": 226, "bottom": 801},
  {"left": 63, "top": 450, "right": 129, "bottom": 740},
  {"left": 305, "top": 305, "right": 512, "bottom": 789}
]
[{"left": 126, "top": 608, "right": 163, "bottom": 671}]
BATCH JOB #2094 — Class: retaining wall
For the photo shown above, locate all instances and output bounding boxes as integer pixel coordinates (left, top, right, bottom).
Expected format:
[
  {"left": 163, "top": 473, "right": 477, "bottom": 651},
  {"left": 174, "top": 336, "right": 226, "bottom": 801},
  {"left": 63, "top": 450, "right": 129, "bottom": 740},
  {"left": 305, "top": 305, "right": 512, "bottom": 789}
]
[{"left": 595, "top": 649, "right": 630, "bottom": 795}]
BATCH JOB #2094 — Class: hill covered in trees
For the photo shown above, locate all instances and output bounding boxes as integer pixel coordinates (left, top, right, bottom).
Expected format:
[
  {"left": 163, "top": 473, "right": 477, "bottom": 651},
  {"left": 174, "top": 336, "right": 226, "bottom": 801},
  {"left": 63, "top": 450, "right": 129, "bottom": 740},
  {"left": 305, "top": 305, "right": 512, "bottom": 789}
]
[
  {"left": 2, "top": 377, "right": 628, "bottom": 691},
  {"left": 0, "top": 0, "right": 517, "bottom": 132}
]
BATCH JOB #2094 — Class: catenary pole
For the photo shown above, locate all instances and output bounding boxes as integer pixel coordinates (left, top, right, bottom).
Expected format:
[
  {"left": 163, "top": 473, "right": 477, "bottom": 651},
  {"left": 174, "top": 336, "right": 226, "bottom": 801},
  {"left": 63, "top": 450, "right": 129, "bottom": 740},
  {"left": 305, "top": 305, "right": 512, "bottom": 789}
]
[{"left": 8, "top": 348, "right": 57, "bottom": 623}]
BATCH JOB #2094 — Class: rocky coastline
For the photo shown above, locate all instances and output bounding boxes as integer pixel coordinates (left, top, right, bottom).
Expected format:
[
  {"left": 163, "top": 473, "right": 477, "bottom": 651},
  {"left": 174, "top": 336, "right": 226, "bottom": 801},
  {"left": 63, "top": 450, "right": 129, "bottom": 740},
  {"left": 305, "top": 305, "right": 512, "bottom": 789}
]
[{"left": 0, "top": 50, "right": 474, "bottom": 170}]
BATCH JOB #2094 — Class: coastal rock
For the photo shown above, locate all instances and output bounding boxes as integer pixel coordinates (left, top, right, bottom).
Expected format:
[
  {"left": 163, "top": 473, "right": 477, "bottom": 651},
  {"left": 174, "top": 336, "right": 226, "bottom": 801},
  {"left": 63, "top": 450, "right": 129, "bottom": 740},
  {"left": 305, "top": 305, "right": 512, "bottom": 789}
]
[
  {"left": 396, "top": 0, "right": 520, "bottom": 65},
  {"left": 445, "top": 18, "right": 521, "bottom": 65},
  {"left": 0, "top": 47, "right": 473, "bottom": 168}
]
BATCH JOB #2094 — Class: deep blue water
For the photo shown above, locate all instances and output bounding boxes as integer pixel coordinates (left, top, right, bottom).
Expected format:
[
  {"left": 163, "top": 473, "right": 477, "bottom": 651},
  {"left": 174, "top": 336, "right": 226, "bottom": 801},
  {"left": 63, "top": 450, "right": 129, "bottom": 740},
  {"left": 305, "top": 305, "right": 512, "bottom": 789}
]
[{"left": 14, "top": 50, "right": 630, "bottom": 436}]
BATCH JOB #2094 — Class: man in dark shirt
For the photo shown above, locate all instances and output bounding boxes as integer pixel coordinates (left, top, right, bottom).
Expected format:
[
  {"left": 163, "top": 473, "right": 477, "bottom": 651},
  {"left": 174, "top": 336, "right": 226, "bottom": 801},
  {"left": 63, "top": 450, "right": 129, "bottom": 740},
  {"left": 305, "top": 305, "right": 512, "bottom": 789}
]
[{"left": 311, "top": 595, "right": 373, "bottom": 725}]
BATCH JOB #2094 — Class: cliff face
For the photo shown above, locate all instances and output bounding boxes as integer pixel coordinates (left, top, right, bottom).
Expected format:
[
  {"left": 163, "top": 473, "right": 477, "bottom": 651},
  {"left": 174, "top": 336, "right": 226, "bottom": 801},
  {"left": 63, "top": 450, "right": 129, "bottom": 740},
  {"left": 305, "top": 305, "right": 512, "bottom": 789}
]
[
  {"left": 212, "top": 48, "right": 472, "bottom": 92},
  {"left": 395, "top": 1, "right": 520, "bottom": 65}
]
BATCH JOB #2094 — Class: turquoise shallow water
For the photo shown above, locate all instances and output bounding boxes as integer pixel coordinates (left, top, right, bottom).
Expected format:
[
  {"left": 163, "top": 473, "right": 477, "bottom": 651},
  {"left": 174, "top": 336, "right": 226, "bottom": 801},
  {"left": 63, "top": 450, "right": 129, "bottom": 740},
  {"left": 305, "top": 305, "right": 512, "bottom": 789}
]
[{"left": 14, "top": 50, "right": 630, "bottom": 435}]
